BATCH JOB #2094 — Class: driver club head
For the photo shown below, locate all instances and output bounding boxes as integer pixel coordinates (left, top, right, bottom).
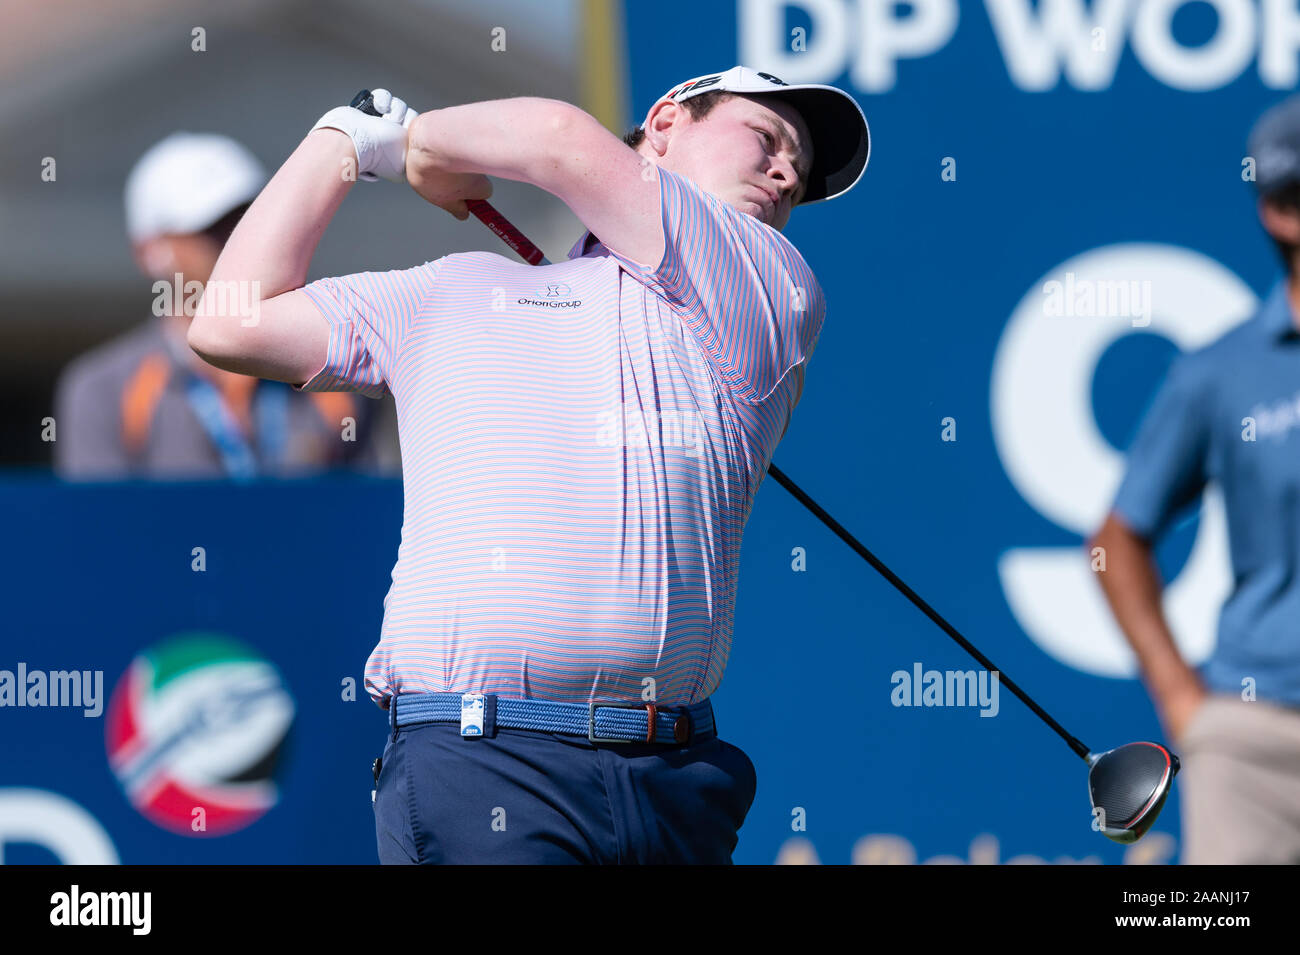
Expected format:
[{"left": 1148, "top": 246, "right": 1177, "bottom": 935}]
[{"left": 1087, "top": 741, "right": 1180, "bottom": 844}]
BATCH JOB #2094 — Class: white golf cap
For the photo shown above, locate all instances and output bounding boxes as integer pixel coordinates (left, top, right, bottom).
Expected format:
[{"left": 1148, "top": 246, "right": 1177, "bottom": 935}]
[
  {"left": 124, "top": 132, "right": 267, "bottom": 242},
  {"left": 646, "top": 65, "right": 870, "bottom": 205}
]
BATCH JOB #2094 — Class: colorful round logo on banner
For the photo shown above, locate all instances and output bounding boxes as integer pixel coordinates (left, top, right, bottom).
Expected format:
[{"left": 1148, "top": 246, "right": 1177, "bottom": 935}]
[{"left": 104, "top": 634, "right": 295, "bottom": 836}]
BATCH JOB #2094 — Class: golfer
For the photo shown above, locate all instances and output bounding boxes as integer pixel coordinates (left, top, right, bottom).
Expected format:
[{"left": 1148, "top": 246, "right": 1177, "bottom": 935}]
[
  {"left": 187, "top": 67, "right": 869, "bottom": 863},
  {"left": 1091, "top": 95, "right": 1300, "bottom": 864}
]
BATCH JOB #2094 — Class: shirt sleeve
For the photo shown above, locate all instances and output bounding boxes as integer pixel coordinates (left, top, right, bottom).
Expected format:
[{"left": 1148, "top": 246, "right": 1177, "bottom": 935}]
[
  {"left": 292, "top": 260, "right": 441, "bottom": 397},
  {"left": 1111, "top": 354, "right": 1212, "bottom": 540},
  {"left": 605, "top": 167, "right": 826, "bottom": 404}
]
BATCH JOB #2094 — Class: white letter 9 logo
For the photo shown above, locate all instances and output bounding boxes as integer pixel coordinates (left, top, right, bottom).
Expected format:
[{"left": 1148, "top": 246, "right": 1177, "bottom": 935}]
[{"left": 990, "top": 244, "right": 1253, "bottom": 677}]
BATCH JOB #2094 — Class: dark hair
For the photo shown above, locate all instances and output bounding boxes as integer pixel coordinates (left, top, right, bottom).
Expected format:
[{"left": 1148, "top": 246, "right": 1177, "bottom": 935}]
[
  {"left": 622, "top": 90, "right": 734, "bottom": 149},
  {"left": 197, "top": 201, "right": 253, "bottom": 249}
]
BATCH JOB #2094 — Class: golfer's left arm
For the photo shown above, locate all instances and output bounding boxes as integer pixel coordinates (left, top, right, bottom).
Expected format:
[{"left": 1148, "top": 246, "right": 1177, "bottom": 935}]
[
  {"left": 405, "top": 99, "right": 664, "bottom": 268},
  {"left": 1088, "top": 512, "right": 1207, "bottom": 741},
  {"left": 1089, "top": 354, "right": 1213, "bottom": 742},
  {"left": 187, "top": 130, "right": 359, "bottom": 384}
]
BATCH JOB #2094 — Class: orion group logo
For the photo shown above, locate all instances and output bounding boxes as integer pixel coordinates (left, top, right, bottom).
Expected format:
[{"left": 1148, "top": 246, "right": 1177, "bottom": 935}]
[
  {"left": 104, "top": 634, "right": 295, "bottom": 837},
  {"left": 519, "top": 281, "right": 582, "bottom": 308}
]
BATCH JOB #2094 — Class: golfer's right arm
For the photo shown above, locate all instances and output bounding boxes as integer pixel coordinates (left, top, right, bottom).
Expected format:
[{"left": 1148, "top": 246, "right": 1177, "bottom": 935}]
[
  {"left": 1089, "top": 511, "right": 1208, "bottom": 739},
  {"left": 405, "top": 98, "right": 665, "bottom": 267},
  {"left": 187, "top": 129, "right": 357, "bottom": 386}
]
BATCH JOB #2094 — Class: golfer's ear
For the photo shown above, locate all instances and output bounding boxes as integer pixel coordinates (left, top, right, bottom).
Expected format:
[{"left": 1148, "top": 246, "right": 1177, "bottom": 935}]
[{"left": 639, "top": 101, "right": 682, "bottom": 160}]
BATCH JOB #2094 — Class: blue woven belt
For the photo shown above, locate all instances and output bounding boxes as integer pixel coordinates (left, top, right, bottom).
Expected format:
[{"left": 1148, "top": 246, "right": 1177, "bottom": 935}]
[{"left": 391, "top": 692, "right": 716, "bottom": 745}]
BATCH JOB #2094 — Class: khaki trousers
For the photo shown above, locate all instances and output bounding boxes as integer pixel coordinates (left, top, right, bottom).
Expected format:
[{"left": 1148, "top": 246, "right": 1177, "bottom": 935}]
[{"left": 1176, "top": 693, "right": 1300, "bottom": 864}]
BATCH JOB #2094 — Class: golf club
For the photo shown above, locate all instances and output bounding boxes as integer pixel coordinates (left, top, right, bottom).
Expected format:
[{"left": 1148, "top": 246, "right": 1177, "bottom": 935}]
[
  {"left": 351, "top": 88, "right": 1180, "bottom": 844},
  {"left": 765, "top": 463, "right": 1179, "bottom": 844},
  {"left": 350, "top": 90, "right": 551, "bottom": 265}
]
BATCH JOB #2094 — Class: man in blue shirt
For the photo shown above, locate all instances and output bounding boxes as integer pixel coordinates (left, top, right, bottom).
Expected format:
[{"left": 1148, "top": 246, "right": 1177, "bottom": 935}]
[{"left": 1090, "top": 97, "right": 1300, "bottom": 864}]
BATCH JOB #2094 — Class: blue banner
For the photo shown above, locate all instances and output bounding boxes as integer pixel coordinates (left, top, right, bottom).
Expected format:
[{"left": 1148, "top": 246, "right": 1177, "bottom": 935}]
[
  {"left": 615, "top": 0, "right": 1294, "bottom": 863},
  {"left": 1, "top": 478, "right": 400, "bottom": 864},
  {"left": 0, "top": 441, "right": 1176, "bottom": 868}
]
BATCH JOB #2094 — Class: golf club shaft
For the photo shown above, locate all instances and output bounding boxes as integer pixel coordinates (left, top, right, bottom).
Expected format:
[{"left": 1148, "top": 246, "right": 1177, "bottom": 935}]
[
  {"left": 369, "top": 102, "right": 1098, "bottom": 764},
  {"left": 765, "top": 464, "right": 1092, "bottom": 762}
]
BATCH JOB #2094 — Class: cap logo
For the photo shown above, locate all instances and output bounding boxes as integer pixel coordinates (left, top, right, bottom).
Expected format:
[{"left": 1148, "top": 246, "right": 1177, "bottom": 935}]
[
  {"left": 669, "top": 74, "right": 723, "bottom": 100},
  {"left": 667, "top": 70, "right": 790, "bottom": 102}
]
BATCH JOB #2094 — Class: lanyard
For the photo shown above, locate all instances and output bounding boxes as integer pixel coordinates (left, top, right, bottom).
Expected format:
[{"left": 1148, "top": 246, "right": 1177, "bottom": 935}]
[
  {"left": 182, "top": 374, "right": 290, "bottom": 480},
  {"left": 254, "top": 379, "right": 291, "bottom": 471},
  {"left": 159, "top": 319, "right": 292, "bottom": 478}
]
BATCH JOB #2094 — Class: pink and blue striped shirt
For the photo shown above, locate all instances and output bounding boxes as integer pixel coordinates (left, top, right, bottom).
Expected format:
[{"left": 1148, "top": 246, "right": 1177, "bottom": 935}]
[{"left": 294, "top": 167, "right": 825, "bottom": 708}]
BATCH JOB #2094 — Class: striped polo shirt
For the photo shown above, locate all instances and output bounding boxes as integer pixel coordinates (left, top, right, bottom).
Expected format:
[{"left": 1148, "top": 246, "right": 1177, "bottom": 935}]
[{"left": 294, "top": 167, "right": 825, "bottom": 708}]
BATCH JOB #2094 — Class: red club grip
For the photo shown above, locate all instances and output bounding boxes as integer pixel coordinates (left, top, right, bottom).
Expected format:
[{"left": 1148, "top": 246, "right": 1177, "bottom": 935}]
[
  {"left": 465, "top": 199, "right": 546, "bottom": 265},
  {"left": 350, "top": 90, "right": 549, "bottom": 266}
]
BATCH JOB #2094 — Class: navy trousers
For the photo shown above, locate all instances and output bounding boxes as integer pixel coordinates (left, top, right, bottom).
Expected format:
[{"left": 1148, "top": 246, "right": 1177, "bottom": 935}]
[{"left": 371, "top": 710, "right": 757, "bottom": 864}]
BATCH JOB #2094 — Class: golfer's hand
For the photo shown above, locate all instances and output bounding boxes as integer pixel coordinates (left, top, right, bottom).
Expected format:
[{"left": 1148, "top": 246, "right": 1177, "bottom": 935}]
[
  {"left": 406, "top": 151, "right": 493, "bottom": 220},
  {"left": 312, "top": 88, "right": 417, "bottom": 183},
  {"left": 1162, "top": 680, "right": 1209, "bottom": 745}
]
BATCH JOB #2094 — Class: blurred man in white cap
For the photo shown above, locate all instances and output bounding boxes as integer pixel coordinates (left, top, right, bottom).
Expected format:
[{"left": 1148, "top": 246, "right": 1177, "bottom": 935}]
[{"left": 53, "top": 132, "right": 398, "bottom": 479}]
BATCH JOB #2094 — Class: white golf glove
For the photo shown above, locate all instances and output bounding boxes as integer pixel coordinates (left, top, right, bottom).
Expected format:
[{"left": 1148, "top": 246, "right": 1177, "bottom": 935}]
[{"left": 312, "top": 89, "right": 418, "bottom": 183}]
